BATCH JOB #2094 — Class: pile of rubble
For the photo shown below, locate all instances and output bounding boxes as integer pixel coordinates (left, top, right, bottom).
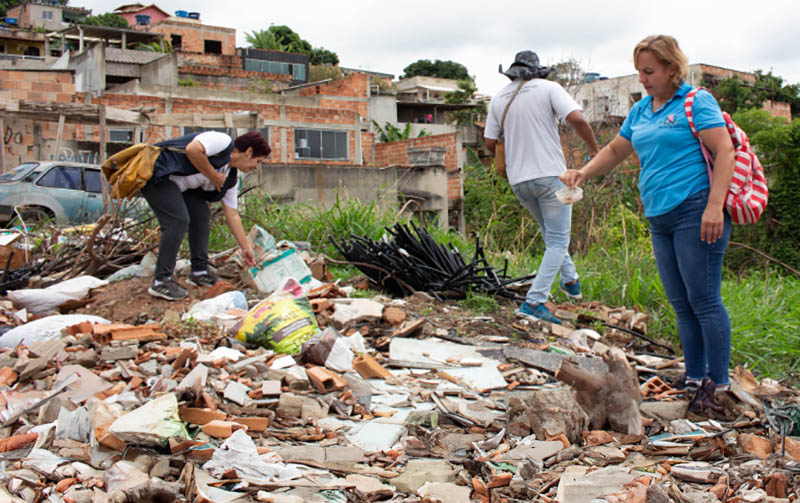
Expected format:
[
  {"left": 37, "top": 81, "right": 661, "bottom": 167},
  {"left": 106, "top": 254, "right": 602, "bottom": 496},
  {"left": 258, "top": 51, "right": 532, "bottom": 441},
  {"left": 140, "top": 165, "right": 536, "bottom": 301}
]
[{"left": 0, "top": 245, "right": 798, "bottom": 503}]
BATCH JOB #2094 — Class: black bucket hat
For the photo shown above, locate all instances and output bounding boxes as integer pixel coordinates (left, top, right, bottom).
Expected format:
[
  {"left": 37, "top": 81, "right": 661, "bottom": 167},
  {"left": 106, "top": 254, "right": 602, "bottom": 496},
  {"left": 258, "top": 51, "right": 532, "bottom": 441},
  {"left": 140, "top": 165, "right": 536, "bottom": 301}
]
[{"left": 499, "top": 50, "right": 554, "bottom": 80}]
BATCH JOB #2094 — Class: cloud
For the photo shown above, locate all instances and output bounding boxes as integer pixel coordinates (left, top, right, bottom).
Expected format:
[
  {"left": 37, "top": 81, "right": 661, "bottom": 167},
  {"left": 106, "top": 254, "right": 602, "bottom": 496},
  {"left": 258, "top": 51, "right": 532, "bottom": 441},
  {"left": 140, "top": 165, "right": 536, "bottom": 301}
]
[{"left": 75, "top": 0, "right": 800, "bottom": 90}]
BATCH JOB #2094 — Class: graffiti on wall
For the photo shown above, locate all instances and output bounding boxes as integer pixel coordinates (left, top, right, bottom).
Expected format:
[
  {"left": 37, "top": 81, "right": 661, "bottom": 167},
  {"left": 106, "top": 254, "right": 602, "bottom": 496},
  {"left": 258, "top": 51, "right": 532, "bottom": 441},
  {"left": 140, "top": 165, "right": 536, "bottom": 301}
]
[
  {"left": 4, "top": 125, "right": 22, "bottom": 145},
  {"left": 49, "top": 148, "right": 100, "bottom": 164}
]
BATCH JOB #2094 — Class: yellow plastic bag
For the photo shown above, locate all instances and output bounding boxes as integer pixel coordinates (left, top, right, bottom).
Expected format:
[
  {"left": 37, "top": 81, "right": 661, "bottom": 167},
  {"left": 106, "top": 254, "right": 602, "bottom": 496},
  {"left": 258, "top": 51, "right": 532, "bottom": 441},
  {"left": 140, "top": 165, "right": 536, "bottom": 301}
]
[{"left": 229, "top": 278, "right": 318, "bottom": 354}]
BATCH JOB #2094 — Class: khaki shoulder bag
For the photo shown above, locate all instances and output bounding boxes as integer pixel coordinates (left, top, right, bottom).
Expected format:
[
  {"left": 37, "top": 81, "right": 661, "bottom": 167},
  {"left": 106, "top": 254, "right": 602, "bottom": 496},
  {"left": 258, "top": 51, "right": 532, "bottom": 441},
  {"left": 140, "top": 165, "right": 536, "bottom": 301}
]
[
  {"left": 494, "top": 79, "right": 526, "bottom": 180},
  {"left": 101, "top": 144, "right": 187, "bottom": 200}
]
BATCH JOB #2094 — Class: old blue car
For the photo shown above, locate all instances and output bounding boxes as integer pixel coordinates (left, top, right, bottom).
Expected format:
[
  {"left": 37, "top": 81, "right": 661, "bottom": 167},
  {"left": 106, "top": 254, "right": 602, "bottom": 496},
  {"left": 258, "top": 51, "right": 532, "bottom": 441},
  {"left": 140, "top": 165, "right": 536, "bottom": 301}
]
[{"left": 0, "top": 161, "right": 118, "bottom": 225}]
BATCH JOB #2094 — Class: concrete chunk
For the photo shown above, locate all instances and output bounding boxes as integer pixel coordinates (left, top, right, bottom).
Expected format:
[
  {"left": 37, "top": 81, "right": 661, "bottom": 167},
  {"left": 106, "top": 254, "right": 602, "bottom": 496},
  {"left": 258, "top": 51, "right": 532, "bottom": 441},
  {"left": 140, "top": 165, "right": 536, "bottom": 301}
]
[
  {"left": 507, "top": 387, "right": 588, "bottom": 444},
  {"left": 346, "top": 474, "right": 394, "bottom": 499},
  {"left": 417, "top": 481, "right": 471, "bottom": 502},
  {"left": 496, "top": 440, "right": 564, "bottom": 463},
  {"left": 555, "top": 465, "right": 637, "bottom": 503},
  {"left": 223, "top": 380, "right": 251, "bottom": 406},
  {"left": 392, "top": 459, "right": 457, "bottom": 494},
  {"left": 504, "top": 346, "right": 608, "bottom": 375},
  {"left": 100, "top": 345, "right": 138, "bottom": 362},
  {"left": 331, "top": 298, "right": 384, "bottom": 328}
]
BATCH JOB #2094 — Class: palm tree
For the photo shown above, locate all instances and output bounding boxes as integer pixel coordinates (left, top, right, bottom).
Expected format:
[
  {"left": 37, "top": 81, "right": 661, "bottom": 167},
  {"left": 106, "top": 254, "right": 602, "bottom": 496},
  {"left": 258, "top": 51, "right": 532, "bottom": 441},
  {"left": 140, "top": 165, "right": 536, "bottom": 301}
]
[{"left": 245, "top": 29, "right": 283, "bottom": 51}]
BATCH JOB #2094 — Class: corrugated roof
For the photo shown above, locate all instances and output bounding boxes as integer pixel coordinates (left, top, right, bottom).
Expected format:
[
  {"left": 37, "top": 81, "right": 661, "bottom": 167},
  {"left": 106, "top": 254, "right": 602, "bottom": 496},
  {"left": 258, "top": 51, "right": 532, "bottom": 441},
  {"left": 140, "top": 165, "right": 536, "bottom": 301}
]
[
  {"left": 106, "top": 62, "right": 140, "bottom": 78},
  {"left": 105, "top": 47, "right": 165, "bottom": 65}
]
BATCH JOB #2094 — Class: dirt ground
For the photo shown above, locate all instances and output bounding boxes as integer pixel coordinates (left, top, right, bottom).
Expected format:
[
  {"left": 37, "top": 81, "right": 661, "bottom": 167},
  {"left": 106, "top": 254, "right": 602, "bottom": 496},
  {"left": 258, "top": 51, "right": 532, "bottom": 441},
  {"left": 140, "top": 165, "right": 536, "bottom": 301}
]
[
  {"left": 75, "top": 277, "right": 208, "bottom": 324},
  {"left": 73, "top": 274, "right": 675, "bottom": 359}
]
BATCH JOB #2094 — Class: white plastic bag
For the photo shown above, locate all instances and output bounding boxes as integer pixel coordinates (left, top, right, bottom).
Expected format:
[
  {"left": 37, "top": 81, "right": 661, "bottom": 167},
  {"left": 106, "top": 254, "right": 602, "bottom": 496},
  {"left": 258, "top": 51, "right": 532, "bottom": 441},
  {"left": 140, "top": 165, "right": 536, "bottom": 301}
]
[
  {"left": 106, "top": 252, "right": 158, "bottom": 282},
  {"left": 7, "top": 275, "right": 107, "bottom": 314},
  {"left": 0, "top": 314, "right": 109, "bottom": 348},
  {"left": 183, "top": 291, "right": 247, "bottom": 322}
]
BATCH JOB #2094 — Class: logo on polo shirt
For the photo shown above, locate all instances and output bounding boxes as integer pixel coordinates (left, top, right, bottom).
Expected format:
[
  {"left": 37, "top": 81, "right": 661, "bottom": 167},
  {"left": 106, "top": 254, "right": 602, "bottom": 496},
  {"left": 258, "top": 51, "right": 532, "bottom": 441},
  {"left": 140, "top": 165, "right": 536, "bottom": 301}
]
[{"left": 660, "top": 113, "right": 681, "bottom": 128}]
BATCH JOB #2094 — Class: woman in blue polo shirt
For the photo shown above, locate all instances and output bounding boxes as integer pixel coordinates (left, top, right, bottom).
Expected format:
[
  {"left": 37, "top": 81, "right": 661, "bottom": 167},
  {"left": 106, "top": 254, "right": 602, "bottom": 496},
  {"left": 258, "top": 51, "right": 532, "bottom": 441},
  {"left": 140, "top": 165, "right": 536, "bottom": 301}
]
[{"left": 561, "top": 35, "right": 735, "bottom": 403}]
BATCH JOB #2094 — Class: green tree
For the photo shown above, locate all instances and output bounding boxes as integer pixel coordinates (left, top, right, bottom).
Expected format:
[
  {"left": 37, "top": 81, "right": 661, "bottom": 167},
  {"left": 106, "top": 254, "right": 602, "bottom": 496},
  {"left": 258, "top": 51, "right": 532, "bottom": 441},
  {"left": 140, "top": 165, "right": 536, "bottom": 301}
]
[
  {"left": 246, "top": 25, "right": 339, "bottom": 67},
  {"left": 712, "top": 75, "right": 764, "bottom": 115},
  {"left": 401, "top": 59, "right": 471, "bottom": 80},
  {"left": 710, "top": 71, "right": 800, "bottom": 117},
  {"left": 727, "top": 109, "right": 800, "bottom": 271},
  {"left": 246, "top": 25, "right": 309, "bottom": 53},
  {"left": 245, "top": 29, "right": 282, "bottom": 50},
  {"left": 444, "top": 79, "right": 486, "bottom": 126},
  {"left": 310, "top": 47, "right": 338, "bottom": 65},
  {"left": 82, "top": 12, "right": 129, "bottom": 28}
]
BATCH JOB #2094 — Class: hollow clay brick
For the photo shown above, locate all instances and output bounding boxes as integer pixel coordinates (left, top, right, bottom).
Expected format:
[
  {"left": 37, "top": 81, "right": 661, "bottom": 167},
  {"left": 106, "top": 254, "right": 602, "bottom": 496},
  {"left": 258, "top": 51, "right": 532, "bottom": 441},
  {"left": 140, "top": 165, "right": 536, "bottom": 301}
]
[
  {"left": 306, "top": 366, "right": 347, "bottom": 393},
  {"left": 352, "top": 353, "right": 391, "bottom": 380}
]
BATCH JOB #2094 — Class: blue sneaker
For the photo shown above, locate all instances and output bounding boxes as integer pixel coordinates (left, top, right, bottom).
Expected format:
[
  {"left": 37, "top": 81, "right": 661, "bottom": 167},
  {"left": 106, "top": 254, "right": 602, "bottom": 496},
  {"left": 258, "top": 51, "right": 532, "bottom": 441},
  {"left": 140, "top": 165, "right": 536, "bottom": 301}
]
[
  {"left": 515, "top": 302, "right": 562, "bottom": 325},
  {"left": 560, "top": 280, "right": 583, "bottom": 300}
]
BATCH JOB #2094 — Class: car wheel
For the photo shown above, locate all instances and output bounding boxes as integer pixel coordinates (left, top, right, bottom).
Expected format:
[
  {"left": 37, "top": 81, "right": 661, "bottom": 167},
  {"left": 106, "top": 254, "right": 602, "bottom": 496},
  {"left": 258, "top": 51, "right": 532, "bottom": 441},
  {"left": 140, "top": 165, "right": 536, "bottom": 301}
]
[{"left": 18, "top": 207, "right": 53, "bottom": 226}]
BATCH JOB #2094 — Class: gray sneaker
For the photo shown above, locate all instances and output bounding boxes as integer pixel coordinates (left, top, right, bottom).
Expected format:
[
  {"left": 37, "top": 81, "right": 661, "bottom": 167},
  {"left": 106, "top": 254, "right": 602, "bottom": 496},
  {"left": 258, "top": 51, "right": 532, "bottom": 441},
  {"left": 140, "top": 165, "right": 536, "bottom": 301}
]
[
  {"left": 148, "top": 278, "right": 189, "bottom": 300},
  {"left": 187, "top": 270, "right": 219, "bottom": 287}
]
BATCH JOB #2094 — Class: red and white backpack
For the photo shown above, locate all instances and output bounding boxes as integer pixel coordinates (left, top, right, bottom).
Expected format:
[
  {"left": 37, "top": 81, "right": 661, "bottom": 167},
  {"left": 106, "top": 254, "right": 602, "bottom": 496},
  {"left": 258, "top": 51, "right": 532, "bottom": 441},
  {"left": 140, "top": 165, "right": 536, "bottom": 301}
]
[{"left": 684, "top": 87, "right": 768, "bottom": 224}]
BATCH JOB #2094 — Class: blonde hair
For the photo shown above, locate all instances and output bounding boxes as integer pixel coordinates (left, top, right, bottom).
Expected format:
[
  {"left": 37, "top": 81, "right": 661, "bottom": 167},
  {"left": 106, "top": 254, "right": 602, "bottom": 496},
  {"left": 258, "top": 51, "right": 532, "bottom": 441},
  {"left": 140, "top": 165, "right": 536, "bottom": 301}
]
[{"left": 633, "top": 35, "right": 688, "bottom": 87}]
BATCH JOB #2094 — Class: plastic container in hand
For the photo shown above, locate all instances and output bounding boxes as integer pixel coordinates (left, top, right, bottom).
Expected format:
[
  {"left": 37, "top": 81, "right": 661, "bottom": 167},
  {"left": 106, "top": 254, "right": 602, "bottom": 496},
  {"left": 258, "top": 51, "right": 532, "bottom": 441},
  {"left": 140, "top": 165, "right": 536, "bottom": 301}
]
[{"left": 556, "top": 187, "right": 584, "bottom": 204}]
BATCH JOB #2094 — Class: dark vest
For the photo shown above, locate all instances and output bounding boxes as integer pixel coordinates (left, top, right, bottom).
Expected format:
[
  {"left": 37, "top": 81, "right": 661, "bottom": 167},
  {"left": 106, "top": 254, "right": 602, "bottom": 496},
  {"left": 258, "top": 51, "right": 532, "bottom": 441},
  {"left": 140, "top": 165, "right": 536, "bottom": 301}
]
[{"left": 151, "top": 133, "right": 237, "bottom": 202}]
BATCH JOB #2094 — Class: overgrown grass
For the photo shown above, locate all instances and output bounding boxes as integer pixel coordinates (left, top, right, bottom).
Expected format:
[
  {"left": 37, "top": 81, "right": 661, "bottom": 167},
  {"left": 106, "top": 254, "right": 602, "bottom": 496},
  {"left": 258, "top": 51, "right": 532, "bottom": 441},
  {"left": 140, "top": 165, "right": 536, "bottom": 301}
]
[
  {"left": 209, "top": 191, "right": 403, "bottom": 255},
  {"left": 723, "top": 271, "right": 800, "bottom": 378},
  {"left": 459, "top": 289, "right": 500, "bottom": 315}
]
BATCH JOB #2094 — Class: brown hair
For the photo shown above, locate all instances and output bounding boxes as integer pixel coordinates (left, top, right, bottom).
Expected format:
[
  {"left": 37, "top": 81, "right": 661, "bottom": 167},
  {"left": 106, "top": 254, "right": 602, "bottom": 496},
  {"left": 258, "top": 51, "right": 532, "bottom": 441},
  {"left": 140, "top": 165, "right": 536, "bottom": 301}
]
[
  {"left": 633, "top": 35, "right": 687, "bottom": 87},
  {"left": 234, "top": 131, "right": 271, "bottom": 158}
]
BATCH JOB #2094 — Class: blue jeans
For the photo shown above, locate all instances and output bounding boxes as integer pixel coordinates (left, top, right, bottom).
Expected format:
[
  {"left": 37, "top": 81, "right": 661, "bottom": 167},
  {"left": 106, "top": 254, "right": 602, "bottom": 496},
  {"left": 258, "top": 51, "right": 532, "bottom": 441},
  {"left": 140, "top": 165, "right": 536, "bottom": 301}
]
[
  {"left": 648, "top": 189, "right": 732, "bottom": 385},
  {"left": 512, "top": 176, "right": 579, "bottom": 306}
]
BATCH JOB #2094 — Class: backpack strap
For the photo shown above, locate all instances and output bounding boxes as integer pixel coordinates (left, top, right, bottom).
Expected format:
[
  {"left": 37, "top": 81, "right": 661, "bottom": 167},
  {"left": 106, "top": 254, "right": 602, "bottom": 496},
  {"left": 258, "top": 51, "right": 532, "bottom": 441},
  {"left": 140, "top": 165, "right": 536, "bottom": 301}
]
[
  {"left": 684, "top": 87, "right": 714, "bottom": 181},
  {"left": 499, "top": 79, "right": 526, "bottom": 138}
]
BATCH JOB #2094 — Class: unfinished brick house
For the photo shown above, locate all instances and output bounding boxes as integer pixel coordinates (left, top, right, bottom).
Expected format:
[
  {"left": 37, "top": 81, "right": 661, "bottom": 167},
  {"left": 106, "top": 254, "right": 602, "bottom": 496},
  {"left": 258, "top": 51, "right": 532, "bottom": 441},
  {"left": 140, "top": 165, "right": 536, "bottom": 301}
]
[
  {"left": 0, "top": 4, "right": 465, "bottom": 229},
  {"left": 574, "top": 63, "right": 792, "bottom": 122}
]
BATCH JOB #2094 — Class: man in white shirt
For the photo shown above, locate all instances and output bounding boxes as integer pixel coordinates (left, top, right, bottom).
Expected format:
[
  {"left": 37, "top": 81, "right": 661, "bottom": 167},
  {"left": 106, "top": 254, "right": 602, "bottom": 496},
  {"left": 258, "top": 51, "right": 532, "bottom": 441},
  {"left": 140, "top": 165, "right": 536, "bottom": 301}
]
[
  {"left": 142, "top": 131, "right": 270, "bottom": 300},
  {"left": 484, "top": 51, "right": 599, "bottom": 324}
]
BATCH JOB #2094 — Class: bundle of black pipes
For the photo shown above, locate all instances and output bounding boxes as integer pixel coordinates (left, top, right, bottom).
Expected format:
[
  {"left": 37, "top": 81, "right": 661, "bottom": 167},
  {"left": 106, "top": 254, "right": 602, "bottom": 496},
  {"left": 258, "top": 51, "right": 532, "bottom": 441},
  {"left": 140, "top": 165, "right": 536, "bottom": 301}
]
[{"left": 331, "top": 222, "right": 534, "bottom": 300}]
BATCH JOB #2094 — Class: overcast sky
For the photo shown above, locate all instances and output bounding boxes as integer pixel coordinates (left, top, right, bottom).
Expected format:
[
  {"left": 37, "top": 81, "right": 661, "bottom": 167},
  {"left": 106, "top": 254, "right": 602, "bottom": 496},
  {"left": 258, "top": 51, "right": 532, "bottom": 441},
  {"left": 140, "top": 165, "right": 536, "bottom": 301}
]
[{"left": 81, "top": 0, "right": 800, "bottom": 95}]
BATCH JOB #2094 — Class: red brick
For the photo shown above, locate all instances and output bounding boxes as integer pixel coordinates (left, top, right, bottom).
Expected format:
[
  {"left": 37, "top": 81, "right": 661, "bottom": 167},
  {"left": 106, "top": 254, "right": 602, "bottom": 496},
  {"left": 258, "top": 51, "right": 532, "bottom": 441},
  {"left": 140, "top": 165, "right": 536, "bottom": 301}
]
[{"left": 179, "top": 407, "right": 227, "bottom": 425}]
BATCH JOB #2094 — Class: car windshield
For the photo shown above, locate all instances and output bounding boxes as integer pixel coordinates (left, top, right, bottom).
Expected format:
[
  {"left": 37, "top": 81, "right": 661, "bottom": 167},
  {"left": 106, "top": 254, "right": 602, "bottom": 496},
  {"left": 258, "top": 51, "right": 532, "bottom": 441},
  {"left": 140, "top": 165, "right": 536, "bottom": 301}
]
[{"left": 0, "top": 163, "right": 38, "bottom": 182}]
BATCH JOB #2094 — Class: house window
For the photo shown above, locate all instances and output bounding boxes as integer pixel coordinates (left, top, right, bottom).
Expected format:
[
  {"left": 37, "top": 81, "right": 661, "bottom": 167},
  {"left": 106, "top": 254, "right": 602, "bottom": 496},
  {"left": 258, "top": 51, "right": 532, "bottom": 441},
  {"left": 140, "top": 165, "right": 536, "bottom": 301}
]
[
  {"left": 295, "top": 129, "right": 348, "bottom": 160},
  {"left": 630, "top": 92, "right": 642, "bottom": 103},
  {"left": 243, "top": 60, "right": 306, "bottom": 80},
  {"left": 109, "top": 128, "right": 134, "bottom": 143},
  {"left": 595, "top": 96, "right": 610, "bottom": 116},
  {"left": 42, "top": 10, "right": 53, "bottom": 19},
  {"left": 171, "top": 34, "right": 182, "bottom": 50},
  {"left": 24, "top": 46, "right": 40, "bottom": 57},
  {"left": 204, "top": 40, "right": 222, "bottom": 54},
  {"left": 255, "top": 127, "right": 269, "bottom": 142}
]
